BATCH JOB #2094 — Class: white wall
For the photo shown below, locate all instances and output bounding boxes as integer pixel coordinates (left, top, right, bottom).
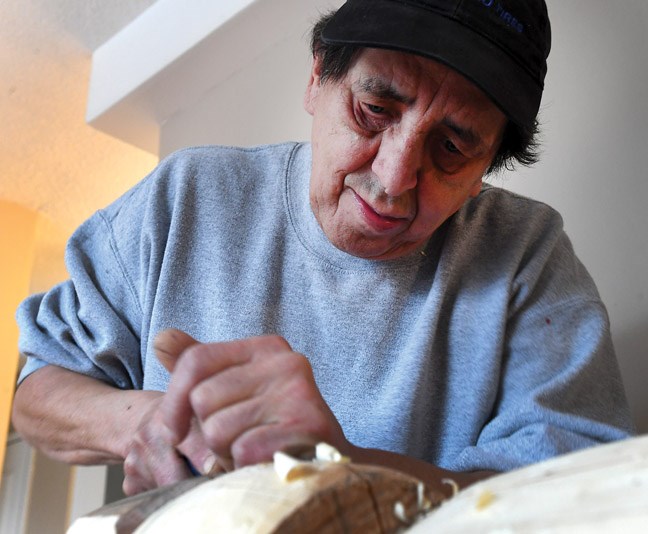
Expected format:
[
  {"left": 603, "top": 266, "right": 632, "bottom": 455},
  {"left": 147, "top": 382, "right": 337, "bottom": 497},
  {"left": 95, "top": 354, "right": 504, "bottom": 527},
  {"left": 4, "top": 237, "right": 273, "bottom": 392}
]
[
  {"left": 158, "top": 0, "right": 648, "bottom": 432},
  {"left": 158, "top": 1, "right": 343, "bottom": 155},
  {"left": 502, "top": 0, "right": 648, "bottom": 432},
  {"left": 159, "top": 31, "right": 314, "bottom": 154}
]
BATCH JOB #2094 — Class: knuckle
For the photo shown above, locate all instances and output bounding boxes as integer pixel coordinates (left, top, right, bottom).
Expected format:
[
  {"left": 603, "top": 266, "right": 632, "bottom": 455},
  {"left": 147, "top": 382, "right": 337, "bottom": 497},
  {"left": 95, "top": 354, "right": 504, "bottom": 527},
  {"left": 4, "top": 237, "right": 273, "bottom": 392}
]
[
  {"left": 284, "top": 352, "right": 312, "bottom": 375},
  {"left": 290, "top": 371, "right": 316, "bottom": 395},
  {"left": 231, "top": 437, "right": 267, "bottom": 467},
  {"left": 200, "top": 420, "right": 230, "bottom": 456},
  {"left": 259, "top": 334, "right": 291, "bottom": 351},
  {"left": 123, "top": 456, "right": 138, "bottom": 477},
  {"left": 189, "top": 387, "right": 210, "bottom": 418},
  {"left": 285, "top": 410, "right": 325, "bottom": 438},
  {"left": 258, "top": 349, "right": 311, "bottom": 379},
  {"left": 176, "top": 345, "right": 204, "bottom": 376}
]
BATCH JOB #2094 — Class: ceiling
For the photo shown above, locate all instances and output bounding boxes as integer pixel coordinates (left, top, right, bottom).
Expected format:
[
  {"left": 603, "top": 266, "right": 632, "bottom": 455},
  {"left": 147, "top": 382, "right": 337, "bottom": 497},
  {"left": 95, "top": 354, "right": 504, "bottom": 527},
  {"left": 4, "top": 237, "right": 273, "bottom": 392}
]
[{"left": 1, "top": 0, "right": 160, "bottom": 234}]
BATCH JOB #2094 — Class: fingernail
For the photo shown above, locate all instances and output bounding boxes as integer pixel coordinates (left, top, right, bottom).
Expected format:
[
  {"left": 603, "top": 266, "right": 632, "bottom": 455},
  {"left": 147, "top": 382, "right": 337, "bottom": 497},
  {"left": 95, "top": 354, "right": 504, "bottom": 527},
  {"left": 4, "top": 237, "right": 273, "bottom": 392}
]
[{"left": 203, "top": 455, "right": 217, "bottom": 475}]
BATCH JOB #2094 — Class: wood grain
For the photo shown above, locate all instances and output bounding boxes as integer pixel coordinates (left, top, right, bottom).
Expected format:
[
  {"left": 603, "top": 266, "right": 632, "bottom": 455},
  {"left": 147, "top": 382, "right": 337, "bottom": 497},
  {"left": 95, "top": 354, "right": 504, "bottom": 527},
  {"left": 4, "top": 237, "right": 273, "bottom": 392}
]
[{"left": 132, "top": 462, "right": 443, "bottom": 533}]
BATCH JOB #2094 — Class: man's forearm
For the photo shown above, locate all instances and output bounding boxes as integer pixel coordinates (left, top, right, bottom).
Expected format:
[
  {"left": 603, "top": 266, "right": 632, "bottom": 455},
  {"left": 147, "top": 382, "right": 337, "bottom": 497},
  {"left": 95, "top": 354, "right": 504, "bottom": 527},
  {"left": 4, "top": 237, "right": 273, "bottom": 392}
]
[
  {"left": 12, "top": 365, "right": 161, "bottom": 465},
  {"left": 11, "top": 363, "right": 495, "bottom": 495}
]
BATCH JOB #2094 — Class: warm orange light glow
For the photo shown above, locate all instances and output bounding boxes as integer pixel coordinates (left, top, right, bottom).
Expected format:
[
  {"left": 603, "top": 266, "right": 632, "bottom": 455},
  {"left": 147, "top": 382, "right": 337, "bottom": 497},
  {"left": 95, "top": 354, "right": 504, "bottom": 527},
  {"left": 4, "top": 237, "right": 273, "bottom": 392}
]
[
  {"left": 0, "top": 202, "right": 68, "bottom": 485},
  {"left": 0, "top": 201, "right": 37, "bottom": 479}
]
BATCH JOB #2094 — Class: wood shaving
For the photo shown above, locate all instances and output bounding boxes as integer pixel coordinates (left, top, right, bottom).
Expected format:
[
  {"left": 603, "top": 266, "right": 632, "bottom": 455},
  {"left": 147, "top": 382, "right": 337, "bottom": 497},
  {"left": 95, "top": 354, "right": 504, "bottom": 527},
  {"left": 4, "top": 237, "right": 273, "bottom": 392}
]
[
  {"left": 441, "top": 477, "right": 460, "bottom": 496},
  {"left": 393, "top": 501, "right": 410, "bottom": 524},
  {"left": 274, "top": 443, "right": 349, "bottom": 483},
  {"left": 475, "top": 489, "right": 496, "bottom": 510},
  {"left": 315, "top": 443, "right": 350, "bottom": 463}
]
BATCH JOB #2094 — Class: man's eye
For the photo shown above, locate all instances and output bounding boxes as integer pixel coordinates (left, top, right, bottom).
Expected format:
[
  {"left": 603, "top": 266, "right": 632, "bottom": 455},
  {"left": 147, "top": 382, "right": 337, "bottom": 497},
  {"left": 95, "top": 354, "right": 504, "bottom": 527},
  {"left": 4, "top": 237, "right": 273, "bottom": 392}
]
[
  {"left": 365, "top": 103, "right": 386, "bottom": 114},
  {"left": 445, "top": 139, "right": 461, "bottom": 154}
]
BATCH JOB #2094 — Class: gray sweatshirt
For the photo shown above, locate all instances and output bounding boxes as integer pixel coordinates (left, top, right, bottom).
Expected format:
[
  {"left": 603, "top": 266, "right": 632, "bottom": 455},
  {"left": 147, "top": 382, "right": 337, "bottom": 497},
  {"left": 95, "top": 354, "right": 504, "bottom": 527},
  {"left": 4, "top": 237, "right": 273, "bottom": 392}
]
[{"left": 17, "top": 142, "right": 634, "bottom": 472}]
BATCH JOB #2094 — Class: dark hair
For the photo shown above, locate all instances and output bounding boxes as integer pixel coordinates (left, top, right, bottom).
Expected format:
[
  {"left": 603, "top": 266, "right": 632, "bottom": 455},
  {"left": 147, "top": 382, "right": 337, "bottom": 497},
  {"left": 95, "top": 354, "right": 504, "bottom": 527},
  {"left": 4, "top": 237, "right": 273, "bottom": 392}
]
[{"left": 310, "top": 12, "right": 541, "bottom": 174}]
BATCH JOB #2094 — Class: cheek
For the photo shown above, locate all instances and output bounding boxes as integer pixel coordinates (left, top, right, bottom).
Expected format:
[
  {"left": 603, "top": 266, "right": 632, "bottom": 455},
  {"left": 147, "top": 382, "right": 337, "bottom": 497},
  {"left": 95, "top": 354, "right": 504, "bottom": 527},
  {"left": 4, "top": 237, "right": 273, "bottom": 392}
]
[
  {"left": 411, "top": 185, "right": 473, "bottom": 235},
  {"left": 316, "top": 141, "right": 374, "bottom": 193},
  {"left": 309, "top": 164, "right": 347, "bottom": 218}
]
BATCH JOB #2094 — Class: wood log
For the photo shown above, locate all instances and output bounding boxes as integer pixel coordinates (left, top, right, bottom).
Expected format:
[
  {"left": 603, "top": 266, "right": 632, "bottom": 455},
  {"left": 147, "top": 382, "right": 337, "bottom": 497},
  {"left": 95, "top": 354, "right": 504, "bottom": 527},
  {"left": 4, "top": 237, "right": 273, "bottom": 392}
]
[
  {"left": 136, "top": 462, "right": 442, "bottom": 533},
  {"left": 67, "top": 454, "right": 444, "bottom": 533},
  {"left": 69, "top": 435, "right": 648, "bottom": 532}
]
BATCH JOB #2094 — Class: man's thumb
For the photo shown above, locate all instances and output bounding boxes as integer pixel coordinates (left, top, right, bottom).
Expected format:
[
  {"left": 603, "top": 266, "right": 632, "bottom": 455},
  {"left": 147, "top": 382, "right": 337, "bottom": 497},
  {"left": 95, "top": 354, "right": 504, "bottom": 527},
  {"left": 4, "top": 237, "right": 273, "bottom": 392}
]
[{"left": 153, "top": 328, "right": 199, "bottom": 373}]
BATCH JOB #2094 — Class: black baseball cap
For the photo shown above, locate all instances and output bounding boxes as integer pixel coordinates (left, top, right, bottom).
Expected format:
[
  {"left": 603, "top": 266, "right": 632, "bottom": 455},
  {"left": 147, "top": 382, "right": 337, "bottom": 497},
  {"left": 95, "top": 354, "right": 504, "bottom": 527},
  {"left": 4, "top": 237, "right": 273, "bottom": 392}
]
[{"left": 321, "top": 0, "right": 551, "bottom": 129}]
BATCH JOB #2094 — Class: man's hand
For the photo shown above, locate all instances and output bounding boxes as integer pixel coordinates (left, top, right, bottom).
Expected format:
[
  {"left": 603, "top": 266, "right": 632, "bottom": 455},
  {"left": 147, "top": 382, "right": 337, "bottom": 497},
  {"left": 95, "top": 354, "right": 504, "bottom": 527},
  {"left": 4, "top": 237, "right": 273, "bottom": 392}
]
[
  {"left": 155, "top": 329, "right": 349, "bottom": 469},
  {"left": 122, "top": 331, "right": 226, "bottom": 495},
  {"left": 153, "top": 329, "right": 496, "bottom": 497},
  {"left": 122, "top": 395, "right": 224, "bottom": 495}
]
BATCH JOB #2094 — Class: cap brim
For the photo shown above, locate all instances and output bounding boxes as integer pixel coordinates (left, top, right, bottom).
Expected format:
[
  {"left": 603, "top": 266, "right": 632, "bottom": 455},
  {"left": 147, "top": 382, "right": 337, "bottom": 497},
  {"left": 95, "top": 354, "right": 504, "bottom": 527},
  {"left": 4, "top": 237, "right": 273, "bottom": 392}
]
[{"left": 322, "top": 0, "right": 541, "bottom": 128}]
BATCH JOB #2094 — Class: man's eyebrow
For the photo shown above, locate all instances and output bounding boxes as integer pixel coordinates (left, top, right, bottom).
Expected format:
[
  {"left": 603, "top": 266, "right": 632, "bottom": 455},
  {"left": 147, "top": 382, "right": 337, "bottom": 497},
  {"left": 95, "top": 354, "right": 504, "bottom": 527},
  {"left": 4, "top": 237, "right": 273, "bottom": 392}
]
[
  {"left": 442, "top": 118, "right": 483, "bottom": 148},
  {"left": 356, "top": 77, "right": 415, "bottom": 105}
]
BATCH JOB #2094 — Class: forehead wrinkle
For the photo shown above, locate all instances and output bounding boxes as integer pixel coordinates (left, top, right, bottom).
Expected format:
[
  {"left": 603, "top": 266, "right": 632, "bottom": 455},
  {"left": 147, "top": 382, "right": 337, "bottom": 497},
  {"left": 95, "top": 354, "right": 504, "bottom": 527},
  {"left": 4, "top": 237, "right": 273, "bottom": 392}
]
[{"left": 355, "top": 77, "right": 415, "bottom": 105}]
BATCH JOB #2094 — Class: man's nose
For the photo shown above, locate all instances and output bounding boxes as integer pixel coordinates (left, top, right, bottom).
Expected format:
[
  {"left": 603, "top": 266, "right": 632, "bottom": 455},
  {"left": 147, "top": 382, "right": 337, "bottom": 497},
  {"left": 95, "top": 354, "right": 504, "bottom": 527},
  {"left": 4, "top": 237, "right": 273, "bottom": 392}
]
[{"left": 371, "top": 131, "right": 424, "bottom": 197}]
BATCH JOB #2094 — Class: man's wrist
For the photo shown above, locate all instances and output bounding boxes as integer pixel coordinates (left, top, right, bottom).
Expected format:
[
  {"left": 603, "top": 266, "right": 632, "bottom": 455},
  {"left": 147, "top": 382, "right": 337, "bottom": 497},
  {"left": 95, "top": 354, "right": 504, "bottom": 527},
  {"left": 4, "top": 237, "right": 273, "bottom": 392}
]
[{"left": 113, "top": 389, "right": 164, "bottom": 459}]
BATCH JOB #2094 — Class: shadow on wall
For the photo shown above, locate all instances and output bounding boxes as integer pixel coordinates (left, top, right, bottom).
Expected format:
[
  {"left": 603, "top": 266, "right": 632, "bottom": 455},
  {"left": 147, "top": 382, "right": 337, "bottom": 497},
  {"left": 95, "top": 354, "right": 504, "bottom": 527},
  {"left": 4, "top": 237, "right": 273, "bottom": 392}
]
[{"left": 615, "top": 321, "right": 648, "bottom": 434}]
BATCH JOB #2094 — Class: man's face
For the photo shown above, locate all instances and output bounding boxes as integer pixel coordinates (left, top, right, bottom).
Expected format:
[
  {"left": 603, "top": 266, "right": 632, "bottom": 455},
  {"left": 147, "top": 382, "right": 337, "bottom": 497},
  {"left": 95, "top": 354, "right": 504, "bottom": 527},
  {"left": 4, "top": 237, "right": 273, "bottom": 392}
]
[{"left": 304, "top": 48, "right": 507, "bottom": 260}]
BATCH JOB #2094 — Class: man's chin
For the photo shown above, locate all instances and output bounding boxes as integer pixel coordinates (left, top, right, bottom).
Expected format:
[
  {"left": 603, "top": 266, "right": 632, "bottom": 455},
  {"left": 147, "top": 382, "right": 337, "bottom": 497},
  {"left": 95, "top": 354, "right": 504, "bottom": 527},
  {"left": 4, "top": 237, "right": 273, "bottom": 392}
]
[{"left": 332, "top": 236, "right": 416, "bottom": 261}]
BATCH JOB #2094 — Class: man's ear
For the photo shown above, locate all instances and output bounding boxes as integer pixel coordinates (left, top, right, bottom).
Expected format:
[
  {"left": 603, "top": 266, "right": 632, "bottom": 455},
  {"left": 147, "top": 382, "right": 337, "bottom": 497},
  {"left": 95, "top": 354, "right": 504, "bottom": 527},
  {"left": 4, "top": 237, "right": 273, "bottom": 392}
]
[{"left": 304, "top": 54, "right": 323, "bottom": 116}]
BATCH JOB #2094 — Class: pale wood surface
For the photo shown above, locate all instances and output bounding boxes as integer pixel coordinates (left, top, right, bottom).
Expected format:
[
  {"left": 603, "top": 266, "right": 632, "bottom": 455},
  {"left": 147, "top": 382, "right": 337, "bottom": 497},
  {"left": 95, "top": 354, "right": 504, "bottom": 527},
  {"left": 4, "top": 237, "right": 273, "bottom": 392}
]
[
  {"left": 68, "top": 461, "right": 444, "bottom": 533},
  {"left": 135, "top": 462, "right": 443, "bottom": 533},
  {"left": 408, "top": 434, "right": 648, "bottom": 532},
  {"left": 67, "top": 476, "right": 210, "bottom": 534}
]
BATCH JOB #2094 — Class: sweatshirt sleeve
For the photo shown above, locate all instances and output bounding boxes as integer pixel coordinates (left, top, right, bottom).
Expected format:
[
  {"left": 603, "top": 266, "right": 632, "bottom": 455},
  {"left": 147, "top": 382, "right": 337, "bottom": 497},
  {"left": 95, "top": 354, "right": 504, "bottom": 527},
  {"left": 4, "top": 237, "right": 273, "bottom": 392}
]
[
  {"left": 15, "top": 151, "right": 185, "bottom": 390},
  {"left": 450, "top": 193, "right": 635, "bottom": 472},
  {"left": 17, "top": 209, "right": 144, "bottom": 388}
]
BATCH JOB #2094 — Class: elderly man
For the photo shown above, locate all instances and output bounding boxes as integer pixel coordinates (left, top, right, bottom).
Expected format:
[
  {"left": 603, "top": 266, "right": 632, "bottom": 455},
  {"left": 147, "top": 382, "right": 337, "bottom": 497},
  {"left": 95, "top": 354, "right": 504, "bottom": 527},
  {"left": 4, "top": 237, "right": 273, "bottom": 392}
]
[{"left": 12, "top": 0, "right": 633, "bottom": 497}]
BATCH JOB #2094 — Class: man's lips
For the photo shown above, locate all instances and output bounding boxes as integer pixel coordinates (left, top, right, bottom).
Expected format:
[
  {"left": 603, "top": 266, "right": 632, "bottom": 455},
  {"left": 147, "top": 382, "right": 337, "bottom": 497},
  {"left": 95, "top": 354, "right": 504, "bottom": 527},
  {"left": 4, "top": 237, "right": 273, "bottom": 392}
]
[{"left": 351, "top": 191, "right": 411, "bottom": 232}]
